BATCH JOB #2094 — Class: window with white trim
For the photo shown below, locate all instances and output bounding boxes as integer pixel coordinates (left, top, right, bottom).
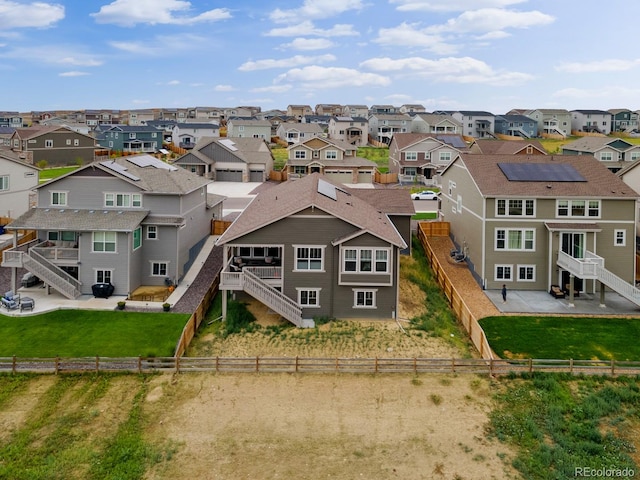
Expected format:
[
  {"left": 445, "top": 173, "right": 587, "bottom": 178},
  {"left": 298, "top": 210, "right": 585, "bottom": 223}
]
[
  {"left": 151, "top": 262, "right": 168, "bottom": 276},
  {"left": 147, "top": 225, "right": 157, "bottom": 240},
  {"left": 517, "top": 265, "right": 535, "bottom": 282},
  {"left": 495, "top": 265, "right": 512, "bottom": 281},
  {"left": 456, "top": 195, "right": 462, "bottom": 213},
  {"left": 92, "top": 231, "right": 116, "bottom": 252},
  {"left": 325, "top": 150, "right": 337, "bottom": 159},
  {"left": 105, "top": 193, "right": 142, "bottom": 208},
  {"left": 74, "top": 139, "right": 79, "bottom": 146},
  {"left": 294, "top": 150, "right": 306, "bottom": 159},
  {"left": 133, "top": 227, "right": 142, "bottom": 251},
  {"left": 353, "top": 289, "right": 377, "bottom": 308},
  {"left": 495, "top": 228, "right": 535, "bottom": 251},
  {"left": 129, "top": 133, "right": 136, "bottom": 139},
  {"left": 297, "top": 288, "right": 320, "bottom": 307},
  {"left": 556, "top": 200, "right": 599, "bottom": 218},
  {"left": 51, "top": 191, "right": 67, "bottom": 206},
  {"left": 496, "top": 199, "right": 535, "bottom": 217},
  {"left": 630, "top": 151, "right": 640, "bottom": 162},
  {"left": 405, "top": 151, "right": 417, "bottom": 161},
  {"left": 599, "top": 152, "right": 613, "bottom": 161},
  {"left": 342, "top": 248, "right": 389, "bottom": 273},
  {"left": 295, "top": 246, "right": 324, "bottom": 271},
  {"left": 614, "top": 229, "right": 626, "bottom": 246},
  {"left": 0, "top": 176, "right": 8, "bottom": 191},
  {"left": 95, "top": 269, "right": 113, "bottom": 284},
  {"left": 439, "top": 152, "right": 451, "bottom": 163},
  {"left": 45, "top": 139, "right": 53, "bottom": 148}
]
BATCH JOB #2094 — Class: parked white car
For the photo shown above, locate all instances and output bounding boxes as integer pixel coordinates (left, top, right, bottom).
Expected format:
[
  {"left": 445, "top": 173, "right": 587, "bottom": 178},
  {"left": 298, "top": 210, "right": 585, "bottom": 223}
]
[{"left": 411, "top": 190, "right": 439, "bottom": 201}]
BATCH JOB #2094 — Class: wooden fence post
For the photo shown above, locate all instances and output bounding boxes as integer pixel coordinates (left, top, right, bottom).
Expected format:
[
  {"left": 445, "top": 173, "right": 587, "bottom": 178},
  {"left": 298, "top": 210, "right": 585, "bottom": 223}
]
[
  {"left": 216, "top": 356, "right": 219, "bottom": 373},
  {"left": 413, "top": 357, "right": 417, "bottom": 374},
  {"left": 529, "top": 358, "right": 533, "bottom": 373},
  {"left": 569, "top": 358, "right": 573, "bottom": 374},
  {"left": 175, "top": 356, "right": 180, "bottom": 373},
  {"left": 12, "top": 355, "right": 16, "bottom": 374},
  {"left": 295, "top": 356, "right": 299, "bottom": 373},
  {"left": 95, "top": 356, "right": 99, "bottom": 373},
  {"left": 611, "top": 359, "right": 615, "bottom": 376},
  {"left": 138, "top": 356, "right": 142, "bottom": 374},
  {"left": 374, "top": 357, "right": 378, "bottom": 373},
  {"left": 256, "top": 356, "right": 259, "bottom": 373}
]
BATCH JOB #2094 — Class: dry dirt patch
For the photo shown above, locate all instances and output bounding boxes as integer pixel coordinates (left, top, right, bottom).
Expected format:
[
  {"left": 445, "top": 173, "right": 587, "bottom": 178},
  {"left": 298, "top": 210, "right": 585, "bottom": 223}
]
[{"left": 143, "top": 373, "right": 517, "bottom": 480}]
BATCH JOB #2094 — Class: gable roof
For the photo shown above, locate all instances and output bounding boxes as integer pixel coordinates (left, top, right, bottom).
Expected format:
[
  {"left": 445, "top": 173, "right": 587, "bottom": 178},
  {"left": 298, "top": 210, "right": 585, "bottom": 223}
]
[
  {"left": 472, "top": 139, "right": 546, "bottom": 155},
  {"left": 391, "top": 133, "right": 468, "bottom": 151},
  {"left": 562, "top": 137, "right": 634, "bottom": 153},
  {"left": 178, "top": 137, "right": 273, "bottom": 166},
  {"left": 0, "top": 149, "right": 40, "bottom": 170},
  {"left": 216, "top": 173, "right": 406, "bottom": 248},
  {"left": 447, "top": 153, "right": 638, "bottom": 198}
]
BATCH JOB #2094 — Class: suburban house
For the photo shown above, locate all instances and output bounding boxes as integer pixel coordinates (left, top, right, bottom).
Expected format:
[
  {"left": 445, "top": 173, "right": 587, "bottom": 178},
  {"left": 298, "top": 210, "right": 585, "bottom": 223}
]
[
  {"left": 369, "top": 105, "right": 398, "bottom": 115},
  {"left": 388, "top": 133, "right": 468, "bottom": 185},
  {"left": 0, "top": 150, "right": 39, "bottom": 219},
  {"left": 327, "top": 116, "right": 368, "bottom": 147},
  {"left": 493, "top": 115, "right": 539, "bottom": 138},
  {"left": 98, "top": 125, "right": 163, "bottom": 154},
  {"left": 0, "top": 112, "right": 23, "bottom": 128},
  {"left": 9, "top": 126, "right": 97, "bottom": 167},
  {"left": 368, "top": 113, "right": 411, "bottom": 145},
  {"left": 570, "top": 110, "right": 612, "bottom": 135},
  {"left": 315, "top": 104, "right": 343, "bottom": 116},
  {"left": 174, "top": 137, "right": 274, "bottom": 182},
  {"left": 609, "top": 109, "right": 639, "bottom": 134},
  {"left": 216, "top": 173, "right": 411, "bottom": 327},
  {"left": 399, "top": 104, "right": 426, "bottom": 114},
  {"left": 286, "top": 105, "right": 314, "bottom": 120},
  {"left": 171, "top": 123, "right": 220, "bottom": 150},
  {"left": 276, "top": 122, "right": 324, "bottom": 145},
  {"left": 124, "top": 109, "right": 156, "bottom": 126},
  {"left": 523, "top": 109, "right": 571, "bottom": 137},
  {"left": 0, "top": 126, "right": 15, "bottom": 147},
  {"left": 561, "top": 137, "right": 640, "bottom": 172},
  {"left": 226, "top": 119, "right": 271, "bottom": 139},
  {"left": 284, "top": 137, "right": 377, "bottom": 185},
  {"left": 342, "top": 105, "right": 369, "bottom": 118},
  {"left": 439, "top": 153, "right": 640, "bottom": 305},
  {"left": 436, "top": 111, "right": 495, "bottom": 139},
  {"left": 2, "top": 154, "right": 223, "bottom": 298},
  {"left": 85, "top": 110, "right": 122, "bottom": 127},
  {"left": 410, "top": 113, "right": 461, "bottom": 135},
  {"left": 469, "top": 139, "right": 547, "bottom": 156}
]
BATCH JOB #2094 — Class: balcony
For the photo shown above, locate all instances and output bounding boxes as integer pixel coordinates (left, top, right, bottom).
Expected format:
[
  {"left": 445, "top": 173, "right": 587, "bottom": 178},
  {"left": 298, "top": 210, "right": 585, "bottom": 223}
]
[{"left": 556, "top": 250, "right": 603, "bottom": 279}]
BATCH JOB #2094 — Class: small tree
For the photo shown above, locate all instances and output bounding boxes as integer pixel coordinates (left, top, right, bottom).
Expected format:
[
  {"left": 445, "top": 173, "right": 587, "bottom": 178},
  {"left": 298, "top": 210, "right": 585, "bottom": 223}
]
[
  {"left": 75, "top": 157, "right": 84, "bottom": 167},
  {"left": 36, "top": 159, "right": 48, "bottom": 169}
]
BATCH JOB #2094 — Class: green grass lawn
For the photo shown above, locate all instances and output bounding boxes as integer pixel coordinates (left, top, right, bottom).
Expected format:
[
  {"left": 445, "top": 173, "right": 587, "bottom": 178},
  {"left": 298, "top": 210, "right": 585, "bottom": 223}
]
[
  {"left": 38, "top": 166, "right": 80, "bottom": 183},
  {"left": 358, "top": 146, "right": 389, "bottom": 172},
  {"left": 271, "top": 146, "right": 288, "bottom": 170},
  {"left": 0, "top": 310, "right": 190, "bottom": 357},
  {"left": 480, "top": 316, "right": 640, "bottom": 360},
  {"left": 411, "top": 212, "right": 438, "bottom": 220}
]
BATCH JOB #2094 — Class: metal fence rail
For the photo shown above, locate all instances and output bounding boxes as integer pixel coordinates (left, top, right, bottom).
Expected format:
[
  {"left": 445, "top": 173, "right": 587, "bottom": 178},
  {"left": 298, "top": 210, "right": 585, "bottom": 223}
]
[{"left": 1, "top": 356, "right": 639, "bottom": 376}]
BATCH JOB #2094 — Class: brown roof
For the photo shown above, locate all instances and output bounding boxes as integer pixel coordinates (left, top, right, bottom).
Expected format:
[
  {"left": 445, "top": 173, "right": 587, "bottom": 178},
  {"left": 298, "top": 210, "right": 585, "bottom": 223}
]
[
  {"left": 391, "top": 132, "right": 468, "bottom": 151},
  {"left": 216, "top": 173, "right": 407, "bottom": 248},
  {"left": 472, "top": 139, "right": 546, "bottom": 155},
  {"left": 346, "top": 188, "right": 415, "bottom": 216},
  {"left": 456, "top": 153, "right": 639, "bottom": 198}
]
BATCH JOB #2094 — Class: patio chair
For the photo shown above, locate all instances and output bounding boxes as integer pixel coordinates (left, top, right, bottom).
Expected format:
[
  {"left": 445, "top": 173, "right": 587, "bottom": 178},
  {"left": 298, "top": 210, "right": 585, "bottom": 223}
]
[
  {"left": 1, "top": 296, "right": 19, "bottom": 310},
  {"left": 4, "top": 291, "right": 20, "bottom": 304}
]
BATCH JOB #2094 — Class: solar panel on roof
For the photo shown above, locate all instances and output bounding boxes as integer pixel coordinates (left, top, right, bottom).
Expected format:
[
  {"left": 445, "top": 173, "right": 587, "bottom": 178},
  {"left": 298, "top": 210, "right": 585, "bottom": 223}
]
[
  {"left": 437, "top": 135, "right": 466, "bottom": 148},
  {"left": 100, "top": 161, "right": 140, "bottom": 181},
  {"left": 127, "top": 155, "right": 177, "bottom": 171},
  {"left": 219, "top": 138, "right": 238, "bottom": 151},
  {"left": 318, "top": 179, "right": 337, "bottom": 201},
  {"left": 498, "top": 162, "right": 586, "bottom": 182}
]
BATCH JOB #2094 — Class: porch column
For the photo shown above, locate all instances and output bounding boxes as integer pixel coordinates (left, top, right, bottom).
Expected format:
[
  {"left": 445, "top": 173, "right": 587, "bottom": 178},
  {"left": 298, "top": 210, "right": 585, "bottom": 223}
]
[
  {"left": 11, "top": 230, "right": 17, "bottom": 293},
  {"left": 599, "top": 281, "right": 606, "bottom": 308},
  {"left": 568, "top": 274, "right": 575, "bottom": 307},
  {"left": 222, "top": 289, "right": 227, "bottom": 321}
]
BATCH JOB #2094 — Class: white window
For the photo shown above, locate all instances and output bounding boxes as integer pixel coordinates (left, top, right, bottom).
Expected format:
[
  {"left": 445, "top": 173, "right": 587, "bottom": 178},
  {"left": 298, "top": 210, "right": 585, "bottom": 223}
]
[
  {"left": 294, "top": 246, "right": 324, "bottom": 271},
  {"left": 95, "top": 269, "right": 113, "bottom": 284},
  {"left": 448, "top": 180, "right": 455, "bottom": 195},
  {"left": 0, "top": 176, "right": 8, "bottom": 191},
  {"left": 630, "top": 152, "right": 640, "bottom": 162},
  {"left": 133, "top": 227, "right": 142, "bottom": 251},
  {"left": 151, "top": 262, "right": 168, "bottom": 276},
  {"left": 614, "top": 229, "right": 626, "bottom": 246},
  {"left": 294, "top": 150, "right": 306, "bottom": 159},
  {"left": 129, "top": 133, "right": 136, "bottom": 139},
  {"left": 66, "top": 139, "right": 71, "bottom": 145},
  {"left": 457, "top": 195, "right": 462, "bottom": 213},
  {"left": 342, "top": 248, "right": 389, "bottom": 273},
  {"left": 51, "top": 191, "right": 67, "bottom": 206},
  {"left": 297, "top": 288, "right": 321, "bottom": 308},
  {"left": 104, "top": 193, "right": 142, "bottom": 208},
  {"left": 405, "top": 151, "right": 417, "bottom": 161},
  {"left": 439, "top": 152, "right": 451, "bottom": 163},
  {"left": 600, "top": 152, "right": 613, "bottom": 161},
  {"left": 45, "top": 139, "right": 53, "bottom": 148},
  {"left": 93, "top": 231, "right": 116, "bottom": 252},
  {"left": 556, "top": 200, "right": 599, "bottom": 218},
  {"left": 147, "top": 225, "right": 158, "bottom": 240},
  {"left": 495, "top": 229, "right": 535, "bottom": 251},
  {"left": 325, "top": 150, "right": 337, "bottom": 159},
  {"left": 517, "top": 265, "right": 535, "bottom": 282},
  {"left": 496, "top": 199, "right": 535, "bottom": 217},
  {"left": 495, "top": 265, "right": 512, "bottom": 281},
  {"left": 353, "top": 289, "right": 377, "bottom": 308},
  {"left": 74, "top": 139, "right": 79, "bottom": 146}
]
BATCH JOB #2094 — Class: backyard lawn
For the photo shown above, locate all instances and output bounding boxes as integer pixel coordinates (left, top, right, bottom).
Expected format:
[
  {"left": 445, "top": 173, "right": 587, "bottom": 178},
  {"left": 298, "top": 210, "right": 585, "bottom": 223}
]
[
  {"left": 38, "top": 166, "right": 80, "bottom": 183},
  {"left": 480, "top": 316, "right": 640, "bottom": 360},
  {"left": 0, "top": 310, "right": 190, "bottom": 357}
]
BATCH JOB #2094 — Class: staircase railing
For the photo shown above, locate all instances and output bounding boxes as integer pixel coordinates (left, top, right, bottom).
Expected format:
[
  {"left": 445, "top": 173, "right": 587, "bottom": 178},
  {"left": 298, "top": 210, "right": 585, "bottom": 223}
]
[
  {"left": 241, "top": 269, "right": 303, "bottom": 327},
  {"left": 595, "top": 265, "right": 640, "bottom": 306},
  {"left": 23, "top": 249, "right": 81, "bottom": 299}
]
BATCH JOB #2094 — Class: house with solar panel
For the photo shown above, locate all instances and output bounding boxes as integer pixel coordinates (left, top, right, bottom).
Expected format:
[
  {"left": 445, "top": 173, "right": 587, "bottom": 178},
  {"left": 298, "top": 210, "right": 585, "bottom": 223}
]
[
  {"left": 2, "top": 154, "right": 224, "bottom": 299},
  {"left": 388, "top": 133, "right": 469, "bottom": 186},
  {"left": 439, "top": 153, "right": 640, "bottom": 305},
  {"left": 216, "top": 173, "right": 414, "bottom": 327}
]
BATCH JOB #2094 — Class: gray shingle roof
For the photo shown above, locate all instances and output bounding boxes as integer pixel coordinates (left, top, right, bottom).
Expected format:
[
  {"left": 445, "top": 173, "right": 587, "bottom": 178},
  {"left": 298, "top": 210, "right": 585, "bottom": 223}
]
[{"left": 7, "top": 208, "right": 149, "bottom": 232}]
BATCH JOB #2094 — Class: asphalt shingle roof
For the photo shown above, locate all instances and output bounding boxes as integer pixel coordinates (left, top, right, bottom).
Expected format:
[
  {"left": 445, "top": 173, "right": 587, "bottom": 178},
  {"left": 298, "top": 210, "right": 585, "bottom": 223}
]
[{"left": 7, "top": 208, "right": 149, "bottom": 231}]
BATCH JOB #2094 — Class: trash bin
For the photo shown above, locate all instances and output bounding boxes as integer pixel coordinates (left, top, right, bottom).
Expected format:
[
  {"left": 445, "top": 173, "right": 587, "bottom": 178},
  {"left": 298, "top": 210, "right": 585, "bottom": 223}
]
[{"left": 92, "top": 283, "right": 114, "bottom": 298}]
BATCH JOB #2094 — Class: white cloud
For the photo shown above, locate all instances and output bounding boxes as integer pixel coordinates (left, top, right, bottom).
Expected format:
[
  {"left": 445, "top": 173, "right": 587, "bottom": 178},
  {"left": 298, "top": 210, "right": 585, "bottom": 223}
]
[
  {"left": 372, "top": 23, "right": 457, "bottom": 55},
  {"left": 428, "top": 8, "right": 555, "bottom": 34},
  {"left": 390, "top": 0, "right": 526, "bottom": 12},
  {"left": 275, "top": 66, "right": 390, "bottom": 89},
  {"left": 270, "top": 0, "right": 365, "bottom": 24},
  {"left": 214, "top": 85, "right": 235, "bottom": 92},
  {"left": 281, "top": 38, "right": 335, "bottom": 51},
  {"left": 109, "top": 34, "right": 208, "bottom": 56},
  {"left": 166, "top": 80, "right": 181, "bottom": 85},
  {"left": 239, "top": 54, "right": 336, "bottom": 72},
  {"left": 0, "top": 0, "right": 64, "bottom": 29},
  {"left": 361, "top": 56, "right": 532, "bottom": 85},
  {"left": 266, "top": 21, "right": 358, "bottom": 37},
  {"left": 59, "top": 71, "right": 89, "bottom": 77},
  {"left": 250, "top": 85, "right": 293, "bottom": 94},
  {"left": 0, "top": 46, "right": 102, "bottom": 67},
  {"left": 91, "top": 0, "right": 231, "bottom": 27},
  {"left": 555, "top": 59, "right": 640, "bottom": 74}
]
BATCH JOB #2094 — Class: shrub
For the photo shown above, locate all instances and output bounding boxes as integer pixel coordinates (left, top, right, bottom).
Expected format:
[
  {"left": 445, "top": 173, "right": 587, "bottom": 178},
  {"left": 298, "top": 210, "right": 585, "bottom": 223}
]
[
  {"left": 36, "top": 159, "right": 48, "bottom": 169},
  {"left": 223, "top": 301, "right": 257, "bottom": 336}
]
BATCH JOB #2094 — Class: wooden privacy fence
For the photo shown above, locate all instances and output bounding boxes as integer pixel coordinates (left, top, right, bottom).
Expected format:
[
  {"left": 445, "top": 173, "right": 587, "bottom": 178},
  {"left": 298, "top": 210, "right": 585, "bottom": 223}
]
[
  {"left": 417, "top": 222, "right": 494, "bottom": 360},
  {"left": 1, "top": 356, "right": 639, "bottom": 376},
  {"left": 269, "top": 170, "right": 288, "bottom": 182},
  {"left": 211, "top": 219, "right": 232, "bottom": 235},
  {"left": 374, "top": 172, "right": 398, "bottom": 184}
]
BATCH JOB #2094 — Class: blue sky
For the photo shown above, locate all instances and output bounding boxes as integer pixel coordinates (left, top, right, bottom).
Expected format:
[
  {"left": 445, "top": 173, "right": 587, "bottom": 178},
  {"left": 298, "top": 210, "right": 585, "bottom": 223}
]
[{"left": 1, "top": 0, "right": 639, "bottom": 114}]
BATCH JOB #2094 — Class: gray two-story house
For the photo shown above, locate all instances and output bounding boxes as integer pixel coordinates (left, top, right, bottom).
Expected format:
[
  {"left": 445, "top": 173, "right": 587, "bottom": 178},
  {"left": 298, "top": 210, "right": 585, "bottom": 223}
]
[
  {"left": 226, "top": 119, "right": 271, "bottom": 139},
  {"left": 98, "top": 125, "right": 163, "bottom": 153},
  {"left": 10, "top": 126, "right": 97, "bottom": 167},
  {"left": 216, "top": 173, "right": 412, "bottom": 327},
  {"left": 0, "top": 150, "right": 39, "bottom": 219},
  {"left": 2, "top": 155, "right": 222, "bottom": 298}
]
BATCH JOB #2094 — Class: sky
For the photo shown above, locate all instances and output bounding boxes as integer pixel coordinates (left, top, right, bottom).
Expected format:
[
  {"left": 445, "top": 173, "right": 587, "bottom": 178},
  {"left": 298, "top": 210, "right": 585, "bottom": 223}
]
[{"left": 1, "top": 0, "right": 639, "bottom": 114}]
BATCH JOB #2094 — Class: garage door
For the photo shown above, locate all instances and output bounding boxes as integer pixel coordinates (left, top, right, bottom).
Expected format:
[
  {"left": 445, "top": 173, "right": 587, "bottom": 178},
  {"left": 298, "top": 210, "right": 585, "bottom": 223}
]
[
  {"left": 324, "top": 170, "right": 353, "bottom": 184},
  {"left": 357, "top": 171, "right": 373, "bottom": 184},
  {"left": 249, "top": 170, "right": 264, "bottom": 182},
  {"left": 216, "top": 169, "right": 243, "bottom": 182}
]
